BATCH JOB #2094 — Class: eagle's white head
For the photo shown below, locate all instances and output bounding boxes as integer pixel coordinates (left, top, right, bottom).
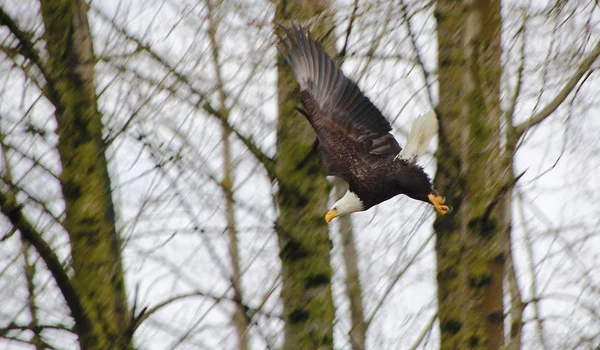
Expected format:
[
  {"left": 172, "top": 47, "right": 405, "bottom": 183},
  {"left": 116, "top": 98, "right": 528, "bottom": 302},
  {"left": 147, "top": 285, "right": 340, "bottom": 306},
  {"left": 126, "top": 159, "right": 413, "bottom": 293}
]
[{"left": 325, "top": 190, "right": 364, "bottom": 223}]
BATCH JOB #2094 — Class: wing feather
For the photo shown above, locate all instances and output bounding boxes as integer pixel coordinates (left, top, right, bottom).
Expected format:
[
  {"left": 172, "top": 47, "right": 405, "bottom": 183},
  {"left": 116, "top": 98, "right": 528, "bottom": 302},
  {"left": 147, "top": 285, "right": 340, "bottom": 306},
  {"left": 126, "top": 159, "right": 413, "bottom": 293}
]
[{"left": 278, "top": 24, "right": 402, "bottom": 177}]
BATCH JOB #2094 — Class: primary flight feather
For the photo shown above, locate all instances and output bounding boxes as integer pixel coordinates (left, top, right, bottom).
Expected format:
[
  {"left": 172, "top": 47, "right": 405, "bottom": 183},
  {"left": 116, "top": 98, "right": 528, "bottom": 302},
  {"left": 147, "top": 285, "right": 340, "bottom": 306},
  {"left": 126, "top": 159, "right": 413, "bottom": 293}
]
[{"left": 277, "top": 24, "right": 449, "bottom": 222}]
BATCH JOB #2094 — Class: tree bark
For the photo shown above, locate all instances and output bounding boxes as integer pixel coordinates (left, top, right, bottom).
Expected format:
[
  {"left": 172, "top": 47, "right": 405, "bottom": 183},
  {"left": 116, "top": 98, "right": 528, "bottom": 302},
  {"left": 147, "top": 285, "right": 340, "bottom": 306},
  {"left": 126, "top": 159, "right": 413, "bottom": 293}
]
[
  {"left": 333, "top": 179, "right": 366, "bottom": 350},
  {"left": 39, "top": 0, "right": 130, "bottom": 348},
  {"left": 222, "top": 128, "right": 249, "bottom": 350},
  {"left": 23, "top": 243, "right": 45, "bottom": 350},
  {"left": 435, "top": 0, "right": 507, "bottom": 348},
  {"left": 274, "top": 2, "right": 336, "bottom": 349},
  {"left": 205, "top": 2, "right": 250, "bottom": 348}
]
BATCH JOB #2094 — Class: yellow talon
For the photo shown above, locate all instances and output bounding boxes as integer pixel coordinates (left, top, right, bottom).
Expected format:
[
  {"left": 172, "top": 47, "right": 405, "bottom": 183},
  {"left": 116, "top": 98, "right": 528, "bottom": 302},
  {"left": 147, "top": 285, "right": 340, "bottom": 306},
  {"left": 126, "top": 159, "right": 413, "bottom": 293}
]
[{"left": 428, "top": 193, "right": 450, "bottom": 215}]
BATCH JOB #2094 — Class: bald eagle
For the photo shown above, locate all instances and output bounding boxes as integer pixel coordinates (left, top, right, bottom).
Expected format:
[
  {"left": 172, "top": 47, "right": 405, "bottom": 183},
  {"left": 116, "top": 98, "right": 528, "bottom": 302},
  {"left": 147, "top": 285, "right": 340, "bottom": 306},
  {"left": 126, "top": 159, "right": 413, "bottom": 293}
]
[{"left": 277, "top": 25, "right": 449, "bottom": 223}]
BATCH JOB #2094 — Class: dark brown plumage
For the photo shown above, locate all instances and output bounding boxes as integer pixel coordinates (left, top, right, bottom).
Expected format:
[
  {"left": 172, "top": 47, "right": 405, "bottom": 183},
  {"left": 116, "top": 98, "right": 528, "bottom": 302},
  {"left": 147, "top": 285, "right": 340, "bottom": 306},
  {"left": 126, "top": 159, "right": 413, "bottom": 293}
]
[{"left": 277, "top": 24, "right": 448, "bottom": 219}]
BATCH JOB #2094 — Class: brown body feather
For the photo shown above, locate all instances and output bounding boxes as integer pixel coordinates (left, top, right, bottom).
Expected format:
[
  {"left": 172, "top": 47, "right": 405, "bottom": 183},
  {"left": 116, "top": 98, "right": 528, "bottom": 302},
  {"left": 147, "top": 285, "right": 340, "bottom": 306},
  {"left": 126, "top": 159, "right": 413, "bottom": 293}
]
[{"left": 278, "top": 24, "right": 434, "bottom": 210}]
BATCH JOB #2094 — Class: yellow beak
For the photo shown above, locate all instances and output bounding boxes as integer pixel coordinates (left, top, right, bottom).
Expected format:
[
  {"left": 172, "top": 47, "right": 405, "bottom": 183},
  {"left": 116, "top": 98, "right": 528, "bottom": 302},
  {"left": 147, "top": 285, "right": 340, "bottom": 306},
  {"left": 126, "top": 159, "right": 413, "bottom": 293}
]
[{"left": 325, "top": 209, "right": 339, "bottom": 223}]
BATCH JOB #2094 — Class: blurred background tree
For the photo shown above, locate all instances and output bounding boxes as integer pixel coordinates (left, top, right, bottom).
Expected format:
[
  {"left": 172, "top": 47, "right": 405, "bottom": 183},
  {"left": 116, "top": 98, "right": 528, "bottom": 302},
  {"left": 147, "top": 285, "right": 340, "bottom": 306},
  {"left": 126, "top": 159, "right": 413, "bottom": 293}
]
[
  {"left": 274, "top": 1, "right": 336, "bottom": 349},
  {"left": 0, "top": 0, "right": 598, "bottom": 349}
]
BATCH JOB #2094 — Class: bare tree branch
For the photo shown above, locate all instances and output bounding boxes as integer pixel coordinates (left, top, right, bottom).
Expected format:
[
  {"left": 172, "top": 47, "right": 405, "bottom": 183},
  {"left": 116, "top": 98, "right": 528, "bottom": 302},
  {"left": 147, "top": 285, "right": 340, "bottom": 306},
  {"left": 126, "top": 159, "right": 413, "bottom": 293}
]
[
  {"left": 366, "top": 228, "right": 434, "bottom": 327},
  {"left": 517, "top": 191, "right": 549, "bottom": 350},
  {"left": 398, "top": 0, "right": 435, "bottom": 108},
  {"left": 129, "top": 288, "right": 278, "bottom": 335},
  {"left": 512, "top": 39, "right": 600, "bottom": 142},
  {"left": 202, "top": 102, "right": 277, "bottom": 180},
  {"left": 506, "top": 241, "right": 524, "bottom": 350},
  {"left": 0, "top": 7, "right": 60, "bottom": 106},
  {"left": 0, "top": 190, "right": 91, "bottom": 338},
  {"left": 354, "top": 1, "right": 395, "bottom": 84},
  {"left": 92, "top": 6, "right": 276, "bottom": 180},
  {"left": 337, "top": 0, "right": 359, "bottom": 64},
  {"left": 407, "top": 312, "right": 437, "bottom": 350},
  {"left": 206, "top": 2, "right": 249, "bottom": 348},
  {"left": 0, "top": 322, "right": 72, "bottom": 334},
  {"left": 504, "top": 8, "right": 528, "bottom": 133},
  {"left": 22, "top": 242, "right": 44, "bottom": 350},
  {"left": 332, "top": 178, "right": 366, "bottom": 350},
  {"left": 0, "top": 8, "right": 46, "bottom": 76}
]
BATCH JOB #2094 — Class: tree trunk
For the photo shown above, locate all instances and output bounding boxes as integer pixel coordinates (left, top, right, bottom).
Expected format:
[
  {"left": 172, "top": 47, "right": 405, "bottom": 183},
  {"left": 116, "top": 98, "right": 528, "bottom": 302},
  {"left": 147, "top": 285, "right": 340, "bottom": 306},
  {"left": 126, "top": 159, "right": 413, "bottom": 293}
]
[
  {"left": 333, "top": 179, "right": 366, "bottom": 350},
  {"left": 222, "top": 120, "right": 249, "bottom": 350},
  {"left": 23, "top": 243, "right": 45, "bottom": 350},
  {"left": 434, "top": 0, "right": 507, "bottom": 349},
  {"left": 205, "top": 2, "right": 250, "bottom": 347},
  {"left": 274, "top": 3, "right": 336, "bottom": 349},
  {"left": 40, "top": 0, "right": 130, "bottom": 348}
]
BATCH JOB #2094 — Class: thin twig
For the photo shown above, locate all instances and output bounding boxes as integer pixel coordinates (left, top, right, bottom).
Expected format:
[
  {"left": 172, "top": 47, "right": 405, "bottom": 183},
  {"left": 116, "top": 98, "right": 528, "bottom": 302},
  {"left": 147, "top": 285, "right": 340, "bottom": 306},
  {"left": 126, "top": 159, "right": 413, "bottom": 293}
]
[
  {"left": 338, "top": 0, "right": 359, "bottom": 65},
  {"left": 511, "top": 39, "right": 600, "bottom": 142}
]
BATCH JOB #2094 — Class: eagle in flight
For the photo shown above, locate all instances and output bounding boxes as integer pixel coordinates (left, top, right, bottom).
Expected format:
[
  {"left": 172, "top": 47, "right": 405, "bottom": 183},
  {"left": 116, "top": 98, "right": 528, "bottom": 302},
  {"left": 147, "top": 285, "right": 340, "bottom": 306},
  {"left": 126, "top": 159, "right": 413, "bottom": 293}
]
[{"left": 277, "top": 24, "right": 449, "bottom": 223}]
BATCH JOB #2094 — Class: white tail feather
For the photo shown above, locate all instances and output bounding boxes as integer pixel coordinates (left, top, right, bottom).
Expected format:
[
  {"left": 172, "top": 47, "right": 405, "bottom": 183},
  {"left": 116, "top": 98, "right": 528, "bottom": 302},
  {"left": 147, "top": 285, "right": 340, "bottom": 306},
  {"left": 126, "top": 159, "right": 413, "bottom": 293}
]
[{"left": 396, "top": 111, "right": 438, "bottom": 161}]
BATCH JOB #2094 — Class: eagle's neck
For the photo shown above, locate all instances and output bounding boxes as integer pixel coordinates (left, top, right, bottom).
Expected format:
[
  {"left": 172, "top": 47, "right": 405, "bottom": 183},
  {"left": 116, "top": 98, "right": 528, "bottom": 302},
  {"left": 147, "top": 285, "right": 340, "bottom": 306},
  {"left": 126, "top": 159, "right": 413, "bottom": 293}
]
[{"left": 331, "top": 190, "right": 364, "bottom": 216}]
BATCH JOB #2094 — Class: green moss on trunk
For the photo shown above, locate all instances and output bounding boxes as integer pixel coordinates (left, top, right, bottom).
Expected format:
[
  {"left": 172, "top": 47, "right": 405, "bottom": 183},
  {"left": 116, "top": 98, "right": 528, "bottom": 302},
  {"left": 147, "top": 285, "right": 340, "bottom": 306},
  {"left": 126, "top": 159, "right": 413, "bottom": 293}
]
[
  {"left": 435, "top": 0, "right": 509, "bottom": 349},
  {"left": 40, "top": 0, "right": 131, "bottom": 348},
  {"left": 274, "top": 2, "right": 336, "bottom": 349}
]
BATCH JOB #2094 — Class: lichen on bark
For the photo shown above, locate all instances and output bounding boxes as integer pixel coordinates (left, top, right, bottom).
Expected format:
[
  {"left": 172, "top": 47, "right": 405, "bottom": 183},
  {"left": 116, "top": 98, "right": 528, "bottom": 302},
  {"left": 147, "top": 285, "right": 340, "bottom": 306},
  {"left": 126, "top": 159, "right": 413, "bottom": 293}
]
[
  {"left": 435, "top": 0, "right": 508, "bottom": 349},
  {"left": 40, "top": 0, "right": 131, "bottom": 348},
  {"left": 274, "top": 1, "right": 336, "bottom": 348}
]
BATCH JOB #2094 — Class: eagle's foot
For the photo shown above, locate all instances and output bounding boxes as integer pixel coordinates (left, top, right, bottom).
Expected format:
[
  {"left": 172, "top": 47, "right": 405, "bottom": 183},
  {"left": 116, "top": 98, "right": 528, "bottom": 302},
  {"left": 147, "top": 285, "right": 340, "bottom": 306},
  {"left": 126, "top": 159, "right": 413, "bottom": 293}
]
[{"left": 428, "top": 193, "right": 450, "bottom": 215}]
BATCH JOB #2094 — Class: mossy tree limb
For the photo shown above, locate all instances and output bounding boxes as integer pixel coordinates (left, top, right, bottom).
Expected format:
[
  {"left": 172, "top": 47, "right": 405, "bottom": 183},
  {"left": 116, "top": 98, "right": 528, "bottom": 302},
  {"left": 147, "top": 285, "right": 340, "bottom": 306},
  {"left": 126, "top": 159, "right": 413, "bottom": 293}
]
[
  {"left": 39, "top": 0, "right": 131, "bottom": 348},
  {"left": 435, "top": 0, "right": 508, "bottom": 348},
  {"left": 274, "top": 2, "right": 336, "bottom": 348}
]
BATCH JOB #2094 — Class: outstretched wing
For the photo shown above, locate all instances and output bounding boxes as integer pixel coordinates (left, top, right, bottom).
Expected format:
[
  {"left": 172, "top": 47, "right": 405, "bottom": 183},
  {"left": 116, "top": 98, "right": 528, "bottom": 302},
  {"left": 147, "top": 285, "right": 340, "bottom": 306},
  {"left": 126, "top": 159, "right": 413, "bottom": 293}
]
[{"left": 277, "top": 24, "right": 401, "bottom": 177}]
